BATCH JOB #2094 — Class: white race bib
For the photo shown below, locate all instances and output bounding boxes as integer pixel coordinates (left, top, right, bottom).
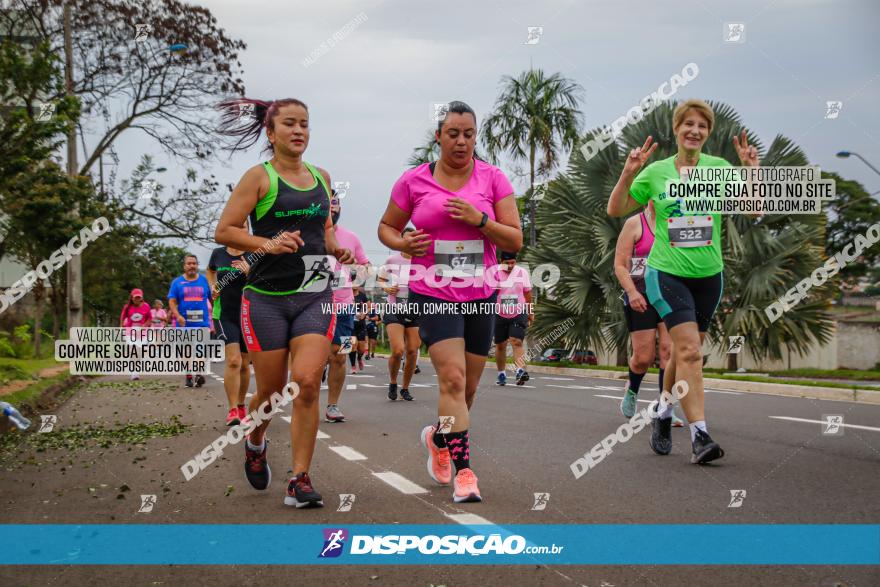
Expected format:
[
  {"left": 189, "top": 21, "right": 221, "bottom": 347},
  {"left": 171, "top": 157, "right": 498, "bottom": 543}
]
[
  {"left": 667, "top": 216, "right": 713, "bottom": 248},
  {"left": 501, "top": 294, "right": 519, "bottom": 306},
  {"left": 185, "top": 309, "right": 204, "bottom": 322},
  {"left": 434, "top": 240, "right": 484, "bottom": 278},
  {"left": 131, "top": 312, "right": 144, "bottom": 322}
]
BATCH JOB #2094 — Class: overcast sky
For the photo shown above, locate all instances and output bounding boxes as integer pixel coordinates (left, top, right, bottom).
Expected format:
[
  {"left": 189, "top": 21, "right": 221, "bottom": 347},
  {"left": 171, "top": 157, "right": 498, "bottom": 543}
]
[{"left": 110, "top": 0, "right": 879, "bottom": 270}]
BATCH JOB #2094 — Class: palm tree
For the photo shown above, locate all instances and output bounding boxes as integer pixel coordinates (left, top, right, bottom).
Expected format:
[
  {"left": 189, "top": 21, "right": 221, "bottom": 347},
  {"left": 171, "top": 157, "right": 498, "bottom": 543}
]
[
  {"left": 406, "top": 130, "right": 440, "bottom": 168},
  {"left": 482, "top": 69, "right": 583, "bottom": 246},
  {"left": 526, "top": 101, "right": 836, "bottom": 368}
]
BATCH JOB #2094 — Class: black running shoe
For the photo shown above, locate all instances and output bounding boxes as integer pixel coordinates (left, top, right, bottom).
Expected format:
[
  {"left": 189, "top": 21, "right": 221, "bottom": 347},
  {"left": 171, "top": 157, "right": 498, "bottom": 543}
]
[
  {"left": 184, "top": 376, "right": 194, "bottom": 388},
  {"left": 649, "top": 404, "right": 672, "bottom": 455},
  {"left": 691, "top": 429, "right": 725, "bottom": 464},
  {"left": 388, "top": 383, "right": 398, "bottom": 401},
  {"left": 244, "top": 439, "right": 271, "bottom": 490},
  {"left": 414, "top": 366, "right": 421, "bottom": 374},
  {"left": 400, "top": 388, "right": 413, "bottom": 401},
  {"left": 284, "top": 472, "right": 324, "bottom": 508},
  {"left": 516, "top": 370, "right": 530, "bottom": 386},
  {"left": 195, "top": 374, "right": 206, "bottom": 388}
]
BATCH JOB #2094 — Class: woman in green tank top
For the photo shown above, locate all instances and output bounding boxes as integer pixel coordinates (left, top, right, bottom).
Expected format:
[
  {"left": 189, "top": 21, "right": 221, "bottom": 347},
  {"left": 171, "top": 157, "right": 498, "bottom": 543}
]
[{"left": 215, "top": 97, "right": 354, "bottom": 509}]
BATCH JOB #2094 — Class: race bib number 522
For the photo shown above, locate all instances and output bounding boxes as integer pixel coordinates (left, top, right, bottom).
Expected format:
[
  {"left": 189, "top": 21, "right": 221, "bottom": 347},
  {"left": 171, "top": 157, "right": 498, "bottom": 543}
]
[{"left": 667, "top": 216, "right": 713, "bottom": 248}]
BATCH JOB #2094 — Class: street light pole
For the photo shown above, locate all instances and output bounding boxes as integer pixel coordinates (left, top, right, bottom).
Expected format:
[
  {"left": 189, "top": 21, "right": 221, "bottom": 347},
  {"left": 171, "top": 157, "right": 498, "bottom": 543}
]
[
  {"left": 64, "top": 2, "right": 83, "bottom": 329},
  {"left": 836, "top": 150, "right": 880, "bottom": 179}
]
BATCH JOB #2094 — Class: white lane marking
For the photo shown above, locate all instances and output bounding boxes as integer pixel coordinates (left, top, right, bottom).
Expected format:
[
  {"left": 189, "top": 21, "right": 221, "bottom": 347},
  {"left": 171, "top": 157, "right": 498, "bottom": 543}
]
[
  {"left": 445, "top": 513, "right": 494, "bottom": 525},
  {"left": 705, "top": 389, "right": 742, "bottom": 395},
  {"left": 279, "top": 416, "right": 330, "bottom": 438},
  {"left": 329, "top": 446, "right": 368, "bottom": 461},
  {"left": 769, "top": 416, "right": 880, "bottom": 432},
  {"left": 346, "top": 384, "right": 357, "bottom": 390},
  {"left": 546, "top": 384, "right": 599, "bottom": 390},
  {"left": 372, "top": 471, "right": 428, "bottom": 494},
  {"left": 348, "top": 374, "right": 375, "bottom": 378},
  {"left": 595, "top": 385, "right": 623, "bottom": 390},
  {"left": 595, "top": 394, "right": 652, "bottom": 404},
  {"left": 539, "top": 376, "right": 575, "bottom": 381},
  {"left": 358, "top": 384, "right": 388, "bottom": 388}
]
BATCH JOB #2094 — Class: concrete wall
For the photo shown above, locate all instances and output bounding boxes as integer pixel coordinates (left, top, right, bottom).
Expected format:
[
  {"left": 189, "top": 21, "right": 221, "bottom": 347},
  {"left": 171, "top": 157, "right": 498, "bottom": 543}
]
[
  {"left": 836, "top": 321, "right": 880, "bottom": 370},
  {"left": 556, "top": 319, "right": 880, "bottom": 372}
]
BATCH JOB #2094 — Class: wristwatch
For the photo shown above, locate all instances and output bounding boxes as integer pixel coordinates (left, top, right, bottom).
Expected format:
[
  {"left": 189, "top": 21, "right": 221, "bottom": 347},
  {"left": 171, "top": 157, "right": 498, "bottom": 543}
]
[{"left": 477, "top": 212, "right": 489, "bottom": 228}]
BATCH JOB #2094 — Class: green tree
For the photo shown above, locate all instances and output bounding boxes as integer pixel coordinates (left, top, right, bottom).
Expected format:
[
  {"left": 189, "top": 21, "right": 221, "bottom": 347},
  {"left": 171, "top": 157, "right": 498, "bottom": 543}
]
[
  {"left": 2, "top": 161, "right": 100, "bottom": 353},
  {"left": 482, "top": 69, "right": 583, "bottom": 246},
  {"left": 0, "top": 38, "right": 78, "bottom": 260},
  {"left": 822, "top": 171, "right": 880, "bottom": 290},
  {"left": 526, "top": 101, "right": 835, "bottom": 369}
]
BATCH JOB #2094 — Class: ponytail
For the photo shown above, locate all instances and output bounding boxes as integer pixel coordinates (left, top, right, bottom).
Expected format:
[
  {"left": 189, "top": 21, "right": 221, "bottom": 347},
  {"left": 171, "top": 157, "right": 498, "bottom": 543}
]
[{"left": 216, "top": 97, "right": 309, "bottom": 153}]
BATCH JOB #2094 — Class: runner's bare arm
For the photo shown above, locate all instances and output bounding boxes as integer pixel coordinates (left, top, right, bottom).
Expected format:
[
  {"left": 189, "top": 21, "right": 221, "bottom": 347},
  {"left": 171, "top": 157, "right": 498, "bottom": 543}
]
[
  {"left": 613, "top": 216, "right": 640, "bottom": 295},
  {"left": 379, "top": 201, "right": 431, "bottom": 257},
  {"left": 608, "top": 137, "right": 658, "bottom": 217},
  {"left": 205, "top": 268, "right": 219, "bottom": 301},
  {"left": 483, "top": 194, "right": 523, "bottom": 252},
  {"left": 216, "top": 165, "right": 289, "bottom": 252}
]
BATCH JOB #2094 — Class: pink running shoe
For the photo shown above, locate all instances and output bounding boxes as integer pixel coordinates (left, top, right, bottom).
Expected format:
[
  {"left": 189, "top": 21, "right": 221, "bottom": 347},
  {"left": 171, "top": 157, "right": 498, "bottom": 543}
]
[
  {"left": 420, "top": 424, "right": 452, "bottom": 485},
  {"left": 225, "top": 407, "right": 240, "bottom": 426},
  {"left": 452, "top": 468, "right": 482, "bottom": 503}
]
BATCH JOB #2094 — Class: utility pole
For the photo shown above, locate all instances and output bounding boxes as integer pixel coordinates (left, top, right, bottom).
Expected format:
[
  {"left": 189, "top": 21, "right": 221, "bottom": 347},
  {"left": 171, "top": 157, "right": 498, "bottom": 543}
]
[{"left": 63, "top": 2, "right": 83, "bottom": 328}]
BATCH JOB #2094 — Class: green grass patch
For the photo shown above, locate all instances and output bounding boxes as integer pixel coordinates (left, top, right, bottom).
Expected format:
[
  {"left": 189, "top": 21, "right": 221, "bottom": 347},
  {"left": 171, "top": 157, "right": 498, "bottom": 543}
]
[
  {"left": 0, "top": 357, "right": 59, "bottom": 385},
  {"left": 1, "top": 372, "right": 73, "bottom": 410},
  {"left": 706, "top": 373, "right": 876, "bottom": 391},
  {"left": 767, "top": 368, "right": 880, "bottom": 381}
]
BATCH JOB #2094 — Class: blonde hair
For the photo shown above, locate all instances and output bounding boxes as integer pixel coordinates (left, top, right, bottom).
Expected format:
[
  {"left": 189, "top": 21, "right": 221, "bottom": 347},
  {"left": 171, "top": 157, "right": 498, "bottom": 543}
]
[{"left": 673, "top": 99, "right": 714, "bottom": 134}]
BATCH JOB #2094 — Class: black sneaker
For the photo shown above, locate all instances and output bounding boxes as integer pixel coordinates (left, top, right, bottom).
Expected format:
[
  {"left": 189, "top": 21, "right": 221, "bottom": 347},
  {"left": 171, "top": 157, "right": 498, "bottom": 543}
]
[
  {"left": 414, "top": 366, "right": 421, "bottom": 374},
  {"left": 516, "top": 370, "right": 530, "bottom": 385},
  {"left": 400, "top": 388, "right": 413, "bottom": 401},
  {"left": 691, "top": 429, "right": 725, "bottom": 464},
  {"left": 284, "top": 472, "right": 324, "bottom": 508},
  {"left": 388, "top": 383, "right": 398, "bottom": 401},
  {"left": 244, "top": 438, "right": 271, "bottom": 490},
  {"left": 184, "top": 376, "right": 194, "bottom": 388},
  {"left": 649, "top": 403, "right": 672, "bottom": 455},
  {"left": 195, "top": 375, "right": 206, "bottom": 387}
]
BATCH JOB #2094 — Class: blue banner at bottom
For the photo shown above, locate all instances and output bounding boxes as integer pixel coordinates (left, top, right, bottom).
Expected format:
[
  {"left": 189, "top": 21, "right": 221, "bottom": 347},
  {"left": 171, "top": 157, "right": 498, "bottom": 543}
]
[{"left": 1, "top": 524, "right": 877, "bottom": 565}]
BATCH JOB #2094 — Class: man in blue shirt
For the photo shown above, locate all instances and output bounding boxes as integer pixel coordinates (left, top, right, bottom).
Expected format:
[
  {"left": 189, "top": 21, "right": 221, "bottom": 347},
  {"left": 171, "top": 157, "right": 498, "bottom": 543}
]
[{"left": 168, "top": 253, "right": 212, "bottom": 388}]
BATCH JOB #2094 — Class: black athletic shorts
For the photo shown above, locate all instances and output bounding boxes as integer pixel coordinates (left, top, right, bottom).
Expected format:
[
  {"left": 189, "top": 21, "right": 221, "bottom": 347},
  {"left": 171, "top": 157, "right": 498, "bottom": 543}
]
[
  {"left": 645, "top": 267, "right": 723, "bottom": 332},
  {"left": 494, "top": 313, "right": 527, "bottom": 344},
  {"left": 384, "top": 308, "right": 419, "bottom": 328},
  {"left": 366, "top": 322, "right": 379, "bottom": 339},
  {"left": 213, "top": 315, "right": 246, "bottom": 352},
  {"left": 623, "top": 291, "right": 663, "bottom": 333},
  {"left": 353, "top": 319, "right": 367, "bottom": 342},
  {"left": 240, "top": 288, "right": 334, "bottom": 352},
  {"left": 410, "top": 291, "right": 497, "bottom": 356}
]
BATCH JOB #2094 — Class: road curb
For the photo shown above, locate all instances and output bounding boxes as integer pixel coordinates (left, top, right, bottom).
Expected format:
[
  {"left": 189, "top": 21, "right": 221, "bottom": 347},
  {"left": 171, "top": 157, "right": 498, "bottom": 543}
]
[{"left": 522, "top": 364, "right": 880, "bottom": 405}]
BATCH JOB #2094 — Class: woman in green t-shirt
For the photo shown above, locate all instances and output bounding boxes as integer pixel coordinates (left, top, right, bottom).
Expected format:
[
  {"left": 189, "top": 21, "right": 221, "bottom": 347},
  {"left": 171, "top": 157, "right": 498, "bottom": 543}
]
[{"left": 607, "top": 99, "right": 759, "bottom": 465}]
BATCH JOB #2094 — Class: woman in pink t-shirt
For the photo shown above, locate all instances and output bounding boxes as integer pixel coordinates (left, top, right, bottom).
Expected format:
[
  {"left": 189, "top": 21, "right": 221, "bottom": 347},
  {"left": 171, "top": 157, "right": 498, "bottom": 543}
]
[
  {"left": 150, "top": 299, "right": 169, "bottom": 328},
  {"left": 119, "top": 288, "right": 152, "bottom": 381},
  {"left": 378, "top": 101, "right": 522, "bottom": 504}
]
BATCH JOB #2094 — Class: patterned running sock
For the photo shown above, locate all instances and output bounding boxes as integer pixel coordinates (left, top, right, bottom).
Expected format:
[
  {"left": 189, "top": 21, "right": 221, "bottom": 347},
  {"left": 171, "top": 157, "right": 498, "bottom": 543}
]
[{"left": 445, "top": 430, "right": 471, "bottom": 472}]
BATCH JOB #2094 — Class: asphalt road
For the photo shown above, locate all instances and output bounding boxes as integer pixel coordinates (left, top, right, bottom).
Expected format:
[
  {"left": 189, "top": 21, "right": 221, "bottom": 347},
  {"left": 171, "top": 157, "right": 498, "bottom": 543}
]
[{"left": 1, "top": 356, "right": 878, "bottom": 586}]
